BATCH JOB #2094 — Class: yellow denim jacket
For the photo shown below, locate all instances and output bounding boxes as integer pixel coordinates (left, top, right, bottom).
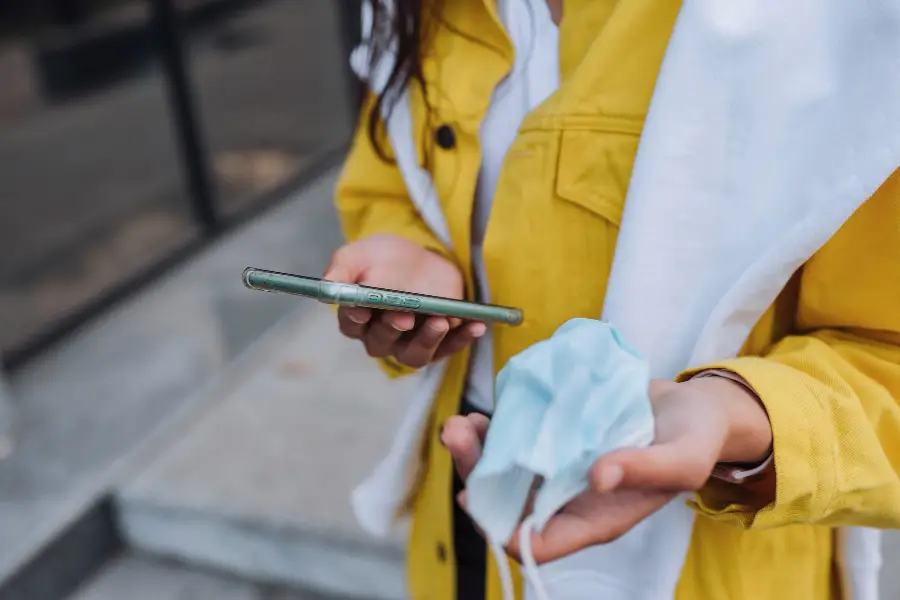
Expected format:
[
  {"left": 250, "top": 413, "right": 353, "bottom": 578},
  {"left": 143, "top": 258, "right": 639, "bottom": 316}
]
[{"left": 334, "top": 1, "right": 900, "bottom": 598}]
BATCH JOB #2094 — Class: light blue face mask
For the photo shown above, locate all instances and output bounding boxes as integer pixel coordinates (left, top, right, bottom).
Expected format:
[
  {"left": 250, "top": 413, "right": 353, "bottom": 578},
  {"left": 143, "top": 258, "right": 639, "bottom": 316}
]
[{"left": 465, "top": 318, "right": 655, "bottom": 600}]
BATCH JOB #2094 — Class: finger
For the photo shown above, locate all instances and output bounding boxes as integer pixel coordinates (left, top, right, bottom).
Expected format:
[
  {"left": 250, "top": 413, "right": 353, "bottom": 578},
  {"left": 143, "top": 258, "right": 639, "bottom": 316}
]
[
  {"left": 469, "top": 413, "right": 491, "bottom": 444},
  {"left": 323, "top": 249, "right": 364, "bottom": 284},
  {"left": 363, "top": 311, "right": 413, "bottom": 358},
  {"left": 337, "top": 307, "right": 372, "bottom": 339},
  {"left": 326, "top": 246, "right": 375, "bottom": 339},
  {"left": 505, "top": 490, "right": 675, "bottom": 564},
  {"left": 394, "top": 317, "right": 450, "bottom": 368},
  {"left": 504, "top": 513, "right": 597, "bottom": 564},
  {"left": 381, "top": 310, "right": 417, "bottom": 333},
  {"left": 590, "top": 443, "right": 713, "bottom": 493},
  {"left": 434, "top": 321, "right": 488, "bottom": 360},
  {"left": 441, "top": 413, "right": 490, "bottom": 448},
  {"left": 442, "top": 414, "right": 491, "bottom": 480}
]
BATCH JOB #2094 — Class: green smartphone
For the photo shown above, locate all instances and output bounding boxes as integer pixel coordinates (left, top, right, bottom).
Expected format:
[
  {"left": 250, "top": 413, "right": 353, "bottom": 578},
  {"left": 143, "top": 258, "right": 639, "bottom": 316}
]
[{"left": 242, "top": 267, "right": 523, "bottom": 326}]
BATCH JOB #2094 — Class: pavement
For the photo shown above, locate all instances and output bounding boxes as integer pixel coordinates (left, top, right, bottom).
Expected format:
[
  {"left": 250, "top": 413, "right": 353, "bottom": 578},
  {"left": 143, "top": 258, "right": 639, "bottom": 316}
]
[
  {"left": 115, "top": 300, "right": 414, "bottom": 600},
  {"left": 0, "top": 167, "right": 347, "bottom": 599},
  {"left": 68, "top": 553, "right": 347, "bottom": 600},
  {"left": 0, "top": 377, "right": 12, "bottom": 461}
]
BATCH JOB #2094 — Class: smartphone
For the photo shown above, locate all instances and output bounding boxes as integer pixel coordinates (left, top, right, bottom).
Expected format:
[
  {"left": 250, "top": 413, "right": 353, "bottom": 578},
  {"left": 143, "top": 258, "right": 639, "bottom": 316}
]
[{"left": 242, "top": 267, "right": 523, "bottom": 326}]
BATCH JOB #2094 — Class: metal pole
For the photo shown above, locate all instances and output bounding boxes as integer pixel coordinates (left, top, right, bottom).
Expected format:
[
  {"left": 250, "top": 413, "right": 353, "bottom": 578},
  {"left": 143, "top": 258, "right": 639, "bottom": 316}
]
[
  {"left": 148, "top": 0, "right": 218, "bottom": 232},
  {"left": 336, "top": 0, "right": 364, "bottom": 126},
  {"left": 0, "top": 371, "right": 15, "bottom": 461}
]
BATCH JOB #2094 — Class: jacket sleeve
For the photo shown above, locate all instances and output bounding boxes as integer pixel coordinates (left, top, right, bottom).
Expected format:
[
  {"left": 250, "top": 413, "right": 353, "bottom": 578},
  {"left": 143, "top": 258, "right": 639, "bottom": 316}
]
[
  {"left": 333, "top": 94, "right": 453, "bottom": 379},
  {"left": 679, "top": 168, "right": 900, "bottom": 530}
]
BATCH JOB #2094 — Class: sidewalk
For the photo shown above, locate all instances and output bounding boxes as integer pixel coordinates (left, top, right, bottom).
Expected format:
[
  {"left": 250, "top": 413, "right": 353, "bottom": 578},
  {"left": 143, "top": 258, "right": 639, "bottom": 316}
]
[
  {"left": 115, "top": 302, "right": 415, "bottom": 600},
  {"left": 69, "top": 554, "right": 344, "bottom": 600},
  {"left": 0, "top": 374, "right": 13, "bottom": 460},
  {"left": 0, "top": 167, "right": 348, "bottom": 600}
]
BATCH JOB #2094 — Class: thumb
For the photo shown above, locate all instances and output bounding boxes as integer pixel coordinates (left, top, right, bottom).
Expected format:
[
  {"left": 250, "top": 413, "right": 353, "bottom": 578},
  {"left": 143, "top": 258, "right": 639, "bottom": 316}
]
[
  {"left": 324, "top": 246, "right": 366, "bottom": 283},
  {"left": 591, "top": 443, "right": 712, "bottom": 494}
]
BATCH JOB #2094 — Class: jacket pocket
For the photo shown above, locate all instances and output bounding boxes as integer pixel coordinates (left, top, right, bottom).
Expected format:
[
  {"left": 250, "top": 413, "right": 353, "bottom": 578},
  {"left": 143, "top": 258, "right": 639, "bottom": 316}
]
[{"left": 554, "top": 128, "right": 642, "bottom": 227}]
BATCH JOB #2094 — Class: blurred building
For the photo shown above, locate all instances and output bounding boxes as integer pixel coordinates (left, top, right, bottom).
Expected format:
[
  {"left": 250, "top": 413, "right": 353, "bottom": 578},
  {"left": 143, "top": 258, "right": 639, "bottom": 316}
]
[
  {"left": 0, "top": 0, "right": 361, "bottom": 370},
  {"left": 0, "top": 3, "right": 369, "bottom": 597}
]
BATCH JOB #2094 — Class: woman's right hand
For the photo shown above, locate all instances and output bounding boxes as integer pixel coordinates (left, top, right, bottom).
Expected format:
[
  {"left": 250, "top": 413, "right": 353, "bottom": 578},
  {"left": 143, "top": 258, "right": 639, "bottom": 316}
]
[{"left": 324, "top": 234, "right": 486, "bottom": 368}]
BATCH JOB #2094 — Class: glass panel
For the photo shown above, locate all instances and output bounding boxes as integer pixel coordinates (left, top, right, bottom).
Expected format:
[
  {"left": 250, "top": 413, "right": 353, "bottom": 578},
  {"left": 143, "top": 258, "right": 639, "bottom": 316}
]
[
  {"left": 0, "top": 0, "right": 199, "bottom": 360},
  {"left": 186, "top": 0, "right": 354, "bottom": 217}
]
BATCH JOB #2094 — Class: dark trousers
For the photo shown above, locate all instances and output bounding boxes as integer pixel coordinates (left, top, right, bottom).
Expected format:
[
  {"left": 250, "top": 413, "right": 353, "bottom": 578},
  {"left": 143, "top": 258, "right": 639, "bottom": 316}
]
[{"left": 453, "top": 397, "right": 489, "bottom": 600}]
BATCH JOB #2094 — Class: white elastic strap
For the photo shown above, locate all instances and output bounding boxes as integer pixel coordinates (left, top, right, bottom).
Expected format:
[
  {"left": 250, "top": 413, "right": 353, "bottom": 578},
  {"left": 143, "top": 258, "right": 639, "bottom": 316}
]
[
  {"left": 489, "top": 536, "right": 517, "bottom": 600},
  {"left": 520, "top": 515, "right": 551, "bottom": 600}
]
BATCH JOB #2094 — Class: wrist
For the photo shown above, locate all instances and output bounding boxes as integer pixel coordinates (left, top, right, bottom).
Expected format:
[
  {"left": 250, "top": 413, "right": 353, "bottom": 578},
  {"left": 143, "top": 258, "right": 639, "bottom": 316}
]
[{"left": 688, "top": 374, "right": 773, "bottom": 465}]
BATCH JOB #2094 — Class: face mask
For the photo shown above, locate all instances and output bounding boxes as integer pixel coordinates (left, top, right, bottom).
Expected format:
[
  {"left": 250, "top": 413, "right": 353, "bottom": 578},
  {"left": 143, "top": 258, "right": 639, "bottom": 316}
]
[{"left": 465, "top": 318, "right": 655, "bottom": 600}]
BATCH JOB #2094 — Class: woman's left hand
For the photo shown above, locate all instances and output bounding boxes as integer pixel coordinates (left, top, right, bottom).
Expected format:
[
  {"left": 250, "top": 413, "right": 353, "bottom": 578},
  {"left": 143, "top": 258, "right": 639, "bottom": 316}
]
[{"left": 442, "top": 376, "right": 773, "bottom": 565}]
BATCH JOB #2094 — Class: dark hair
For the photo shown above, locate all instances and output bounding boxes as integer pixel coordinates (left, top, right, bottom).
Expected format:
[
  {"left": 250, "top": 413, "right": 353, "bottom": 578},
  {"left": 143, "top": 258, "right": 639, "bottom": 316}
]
[{"left": 365, "top": 0, "right": 433, "bottom": 162}]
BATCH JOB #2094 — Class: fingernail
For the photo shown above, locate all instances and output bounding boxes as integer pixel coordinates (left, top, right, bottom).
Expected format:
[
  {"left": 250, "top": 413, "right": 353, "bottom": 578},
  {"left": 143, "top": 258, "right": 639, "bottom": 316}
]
[
  {"left": 471, "top": 323, "right": 487, "bottom": 338},
  {"left": 348, "top": 314, "right": 365, "bottom": 324},
  {"left": 386, "top": 314, "right": 412, "bottom": 331},
  {"left": 428, "top": 320, "right": 450, "bottom": 334},
  {"left": 597, "top": 465, "right": 624, "bottom": 492}
]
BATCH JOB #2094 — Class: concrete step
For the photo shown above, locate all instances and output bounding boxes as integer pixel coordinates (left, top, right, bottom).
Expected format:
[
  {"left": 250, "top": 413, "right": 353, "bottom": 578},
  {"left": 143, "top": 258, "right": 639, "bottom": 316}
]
[
  {"left": 114, "top": 304, "right": 416, "bottom": 600},
  {"left": 0, "top": 167, "right": 344, "bottom": 600},
  {"left": 66, "top": 553, "right": 358, "bottom": 600}
]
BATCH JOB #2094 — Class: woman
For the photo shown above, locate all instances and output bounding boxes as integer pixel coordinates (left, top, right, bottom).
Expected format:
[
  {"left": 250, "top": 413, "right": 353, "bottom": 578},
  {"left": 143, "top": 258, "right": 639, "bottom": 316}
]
[{"left": 326, "top": 1, "right": 900, "bottom": 599}]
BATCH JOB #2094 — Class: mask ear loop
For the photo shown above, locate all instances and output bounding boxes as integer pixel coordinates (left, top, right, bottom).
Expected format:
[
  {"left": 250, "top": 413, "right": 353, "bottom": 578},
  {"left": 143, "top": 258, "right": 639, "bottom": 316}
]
[
  {"left": 520, "top": 515, "right": 552, "bottom": 600},
  {"left": 488, "top": 536, "right": 516, "bottom": 600}
]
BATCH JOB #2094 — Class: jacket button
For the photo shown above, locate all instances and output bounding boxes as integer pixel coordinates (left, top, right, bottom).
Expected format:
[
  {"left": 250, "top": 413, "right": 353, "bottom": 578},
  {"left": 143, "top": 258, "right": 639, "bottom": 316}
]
[
  {"left": 436, "top": 541, "right": 448, "bottom": 563},
  {"left": 435, "top": 124, "right": 456, "bottom": 150}
]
